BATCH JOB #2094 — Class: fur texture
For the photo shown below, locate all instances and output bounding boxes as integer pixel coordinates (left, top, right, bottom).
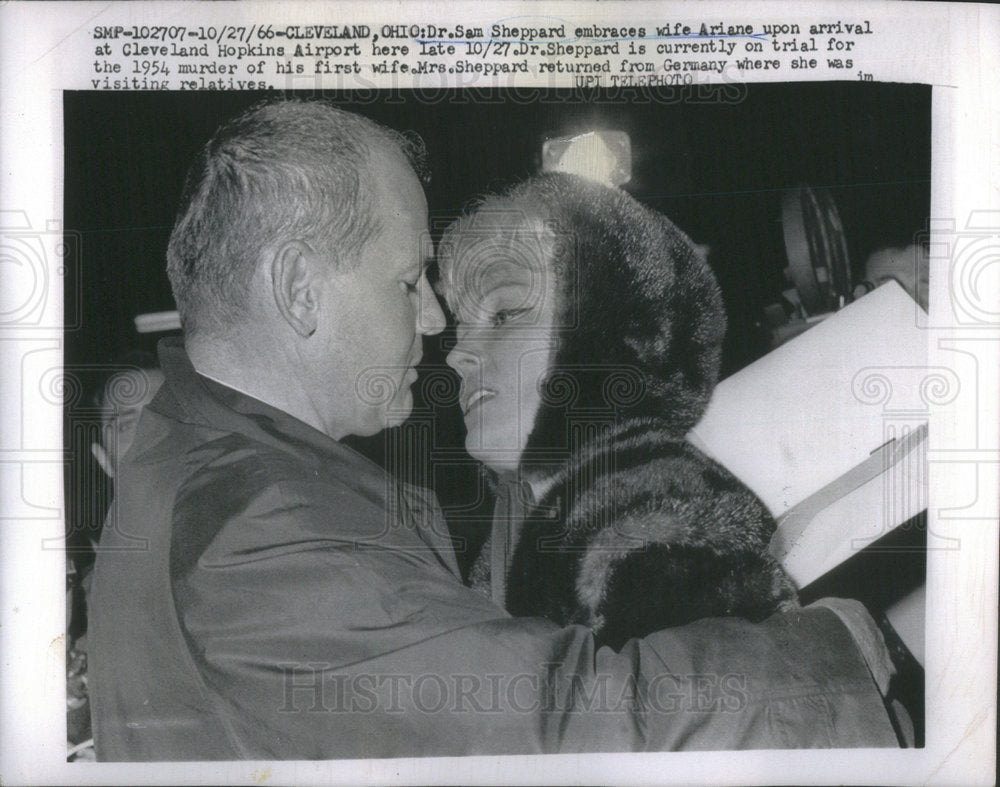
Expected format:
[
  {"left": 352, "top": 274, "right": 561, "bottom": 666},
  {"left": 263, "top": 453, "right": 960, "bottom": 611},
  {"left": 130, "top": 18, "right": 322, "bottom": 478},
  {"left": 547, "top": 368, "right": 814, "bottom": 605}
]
[
  {"left": 506, "top": 419, "right": 798, "bottom": 650},
  {"left": 456, "top": 174, "right": 798, "bottom": 649}
]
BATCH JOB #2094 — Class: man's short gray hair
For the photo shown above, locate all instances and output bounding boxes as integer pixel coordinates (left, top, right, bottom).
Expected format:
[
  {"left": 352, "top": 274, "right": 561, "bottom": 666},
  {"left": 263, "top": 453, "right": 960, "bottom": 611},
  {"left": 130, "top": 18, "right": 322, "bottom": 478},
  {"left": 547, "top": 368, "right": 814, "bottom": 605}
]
[{"left": 166, "top": 100, "right": 427, "bottom": 337}]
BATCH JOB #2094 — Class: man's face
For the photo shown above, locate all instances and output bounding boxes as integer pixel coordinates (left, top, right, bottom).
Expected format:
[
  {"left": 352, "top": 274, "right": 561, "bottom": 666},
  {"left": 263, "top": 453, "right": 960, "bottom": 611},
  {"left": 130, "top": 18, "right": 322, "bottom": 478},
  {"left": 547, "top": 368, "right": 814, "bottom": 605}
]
[
  {"left": 313, "top": 148, "right": 445, "bottom": 437},
  {"left": 93, "top": 367, "right": 165, "bottom": 479},
  {"left": 444, "top": 229, "right": 559, "bottom": 471}
]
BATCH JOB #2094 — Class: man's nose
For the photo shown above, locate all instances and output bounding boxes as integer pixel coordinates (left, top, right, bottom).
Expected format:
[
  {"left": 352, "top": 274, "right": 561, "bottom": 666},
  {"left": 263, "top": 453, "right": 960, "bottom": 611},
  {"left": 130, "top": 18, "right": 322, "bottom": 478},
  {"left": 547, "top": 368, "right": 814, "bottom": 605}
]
[{"left": 417, "top": 276, "right": 446, "bottom": 336}]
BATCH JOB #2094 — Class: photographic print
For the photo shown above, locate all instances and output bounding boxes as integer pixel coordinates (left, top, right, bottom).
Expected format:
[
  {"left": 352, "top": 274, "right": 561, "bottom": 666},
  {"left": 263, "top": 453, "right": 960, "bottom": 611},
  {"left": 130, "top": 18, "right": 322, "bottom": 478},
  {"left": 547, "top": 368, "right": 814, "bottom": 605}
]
[{"left": 1, "top": 2, "right": 996, "bottom": 785}]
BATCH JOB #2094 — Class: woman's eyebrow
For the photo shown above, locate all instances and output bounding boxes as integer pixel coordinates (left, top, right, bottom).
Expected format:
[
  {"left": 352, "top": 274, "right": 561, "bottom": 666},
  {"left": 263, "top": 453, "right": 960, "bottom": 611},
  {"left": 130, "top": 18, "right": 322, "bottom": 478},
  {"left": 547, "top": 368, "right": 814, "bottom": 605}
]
[
  {"left": 481, "top": 281, "right": 542, "bottom": 304},
  {"left": 448, "top": 285, "right": 518, "bottom": 321},
  {"left": 482, "top": 280, "right": 530, "bottom": 294}
]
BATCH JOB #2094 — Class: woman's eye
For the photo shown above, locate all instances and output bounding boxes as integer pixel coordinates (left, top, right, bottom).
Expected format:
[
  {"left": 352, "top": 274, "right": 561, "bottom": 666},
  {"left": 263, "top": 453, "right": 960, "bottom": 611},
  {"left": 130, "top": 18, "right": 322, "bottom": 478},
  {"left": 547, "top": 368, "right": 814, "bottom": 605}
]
[
  {"left": 402, "top": 279, "right": 419, "bottom": 294},
  {"left": 491, "top": 308, "right": 525, "bottom": 328}
]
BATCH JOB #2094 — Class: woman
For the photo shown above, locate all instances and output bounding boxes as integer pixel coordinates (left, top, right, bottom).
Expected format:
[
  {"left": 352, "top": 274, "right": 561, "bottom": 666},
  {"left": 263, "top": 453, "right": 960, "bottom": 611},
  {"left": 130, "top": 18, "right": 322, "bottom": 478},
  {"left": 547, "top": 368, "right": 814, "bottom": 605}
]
[{"left": 440, "top": 173, "right": 798, "bottom": 650}]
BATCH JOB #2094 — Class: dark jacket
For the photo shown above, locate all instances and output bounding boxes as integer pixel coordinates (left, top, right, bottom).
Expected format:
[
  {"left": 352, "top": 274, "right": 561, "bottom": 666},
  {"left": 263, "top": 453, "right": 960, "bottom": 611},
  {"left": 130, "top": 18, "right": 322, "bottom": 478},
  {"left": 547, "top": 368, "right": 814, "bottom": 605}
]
[
  {"left": 88, "top": 338, "right": 901, "bottom": 760},
  {"left": 464, "top": 174, "right": 797, "bottom": 649}
]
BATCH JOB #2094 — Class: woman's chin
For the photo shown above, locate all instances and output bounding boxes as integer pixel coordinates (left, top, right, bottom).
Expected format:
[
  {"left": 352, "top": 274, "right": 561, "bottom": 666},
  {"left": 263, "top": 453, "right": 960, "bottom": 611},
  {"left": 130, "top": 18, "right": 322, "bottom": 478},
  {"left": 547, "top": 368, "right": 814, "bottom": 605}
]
[{"left": 464, "top": 442, "right": 522, "bottom": 472}]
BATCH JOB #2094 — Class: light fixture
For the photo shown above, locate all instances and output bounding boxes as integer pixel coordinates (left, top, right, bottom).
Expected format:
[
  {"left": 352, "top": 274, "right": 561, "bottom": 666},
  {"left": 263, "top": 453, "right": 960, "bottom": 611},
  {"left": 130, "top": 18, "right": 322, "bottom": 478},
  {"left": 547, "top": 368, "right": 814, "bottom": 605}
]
[
  {"left": 541, "top": 131, "right": 631, "bottom": 188},
  {"left": 134, "top": 310, "right": 180, "bottom": 334}
]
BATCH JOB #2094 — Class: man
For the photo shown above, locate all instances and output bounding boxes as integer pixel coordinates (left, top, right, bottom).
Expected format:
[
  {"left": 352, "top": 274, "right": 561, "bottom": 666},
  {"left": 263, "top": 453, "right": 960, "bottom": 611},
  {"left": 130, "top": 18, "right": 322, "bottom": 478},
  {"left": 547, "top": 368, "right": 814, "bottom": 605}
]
[
  {"left": 88, "top": 100, "right": 903, "bottom": 760},
  {"left": 68, "top": 350, "right": 165, "bottom": 593},
  {"left": 858, "top": 243, "right": 930, "bottom": 311},
  {"left": 67, "top": 352, "right": 165, "bottom": 759},
  {"left": 90, "top": 352, "right": 166, "bottom": 481},
  {"left": 68, "top": 351, "right": 165, "bottom": 636}
]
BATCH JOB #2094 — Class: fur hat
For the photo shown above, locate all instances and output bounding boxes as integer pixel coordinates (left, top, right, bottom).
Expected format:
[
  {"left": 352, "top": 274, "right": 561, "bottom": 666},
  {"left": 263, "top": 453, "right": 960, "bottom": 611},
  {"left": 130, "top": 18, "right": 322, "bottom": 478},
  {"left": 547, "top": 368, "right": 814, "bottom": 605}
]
[
  {"left": 484, "top": 175, "right": 727, "bottom": 462},
  {"left": 441, "top": 175, "right": 797, "bottom": 643},
  {"left": 439, "top": 173, "right": 726, "bottom": 464}
]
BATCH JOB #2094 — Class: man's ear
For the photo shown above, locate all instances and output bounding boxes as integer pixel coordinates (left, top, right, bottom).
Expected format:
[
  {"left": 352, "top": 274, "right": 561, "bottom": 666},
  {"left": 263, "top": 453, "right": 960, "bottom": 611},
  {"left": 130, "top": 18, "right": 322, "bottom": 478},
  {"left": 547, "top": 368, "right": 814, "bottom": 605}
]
[
  {"left": 91, "top": 442, "right": 114, "bottom": 479},
  {"left": 270, "top": 240, "right": 325, "bottom": 337}
]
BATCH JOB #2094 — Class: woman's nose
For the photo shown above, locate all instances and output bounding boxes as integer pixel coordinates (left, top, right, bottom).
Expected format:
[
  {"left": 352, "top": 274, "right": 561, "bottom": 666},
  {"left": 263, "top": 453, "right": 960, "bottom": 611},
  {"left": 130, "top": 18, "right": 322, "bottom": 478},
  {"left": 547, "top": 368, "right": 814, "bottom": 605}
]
[{"left": 445, "top": 338, "right": 480, "bottom": 373}]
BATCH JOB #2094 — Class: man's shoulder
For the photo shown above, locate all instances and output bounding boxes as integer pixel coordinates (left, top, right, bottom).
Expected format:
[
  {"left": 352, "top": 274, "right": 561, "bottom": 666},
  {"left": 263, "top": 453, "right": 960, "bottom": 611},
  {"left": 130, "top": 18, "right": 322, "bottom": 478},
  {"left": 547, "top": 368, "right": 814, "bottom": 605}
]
[
  {"left": 118, "top": 390, "right": 453, "bottom": 594},
  {"left": 134, "top": 401, "right": 367, "bottom": 502},
  {"left": 169, "top": 435, "right": 387, "bottom": 565}
]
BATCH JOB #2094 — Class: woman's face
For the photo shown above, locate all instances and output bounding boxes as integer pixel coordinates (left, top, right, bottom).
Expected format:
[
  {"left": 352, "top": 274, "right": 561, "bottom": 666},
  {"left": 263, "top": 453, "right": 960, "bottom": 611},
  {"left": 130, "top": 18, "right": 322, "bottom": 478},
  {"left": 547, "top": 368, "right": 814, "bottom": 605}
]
[{"left": 444, "top": 231, "right": 559, "bottom": 471}]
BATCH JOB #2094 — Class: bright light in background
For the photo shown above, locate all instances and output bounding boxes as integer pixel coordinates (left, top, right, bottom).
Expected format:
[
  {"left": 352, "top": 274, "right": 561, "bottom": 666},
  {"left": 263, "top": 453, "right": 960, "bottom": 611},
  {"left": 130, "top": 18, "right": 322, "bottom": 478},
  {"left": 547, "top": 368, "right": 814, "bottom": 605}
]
[
  {"left": 135, "top": 310, "right": 180, "bottom": 333},
  {"left": 542, "top": 131, "right": 631, "bottom": 188}
]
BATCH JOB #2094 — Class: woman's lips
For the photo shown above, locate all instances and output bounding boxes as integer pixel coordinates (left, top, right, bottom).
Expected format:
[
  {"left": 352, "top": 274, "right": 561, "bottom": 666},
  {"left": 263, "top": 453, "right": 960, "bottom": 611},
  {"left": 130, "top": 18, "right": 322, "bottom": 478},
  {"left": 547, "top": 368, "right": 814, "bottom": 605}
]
[{"left": 463, "top": 388, "right": 496, "bottom": 415}]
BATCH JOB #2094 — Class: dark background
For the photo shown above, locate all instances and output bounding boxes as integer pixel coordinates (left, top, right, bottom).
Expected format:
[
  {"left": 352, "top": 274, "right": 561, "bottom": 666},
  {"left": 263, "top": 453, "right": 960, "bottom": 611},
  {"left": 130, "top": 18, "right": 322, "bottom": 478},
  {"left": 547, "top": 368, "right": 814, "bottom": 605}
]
[{"left": 64, "top": 81, "right": 932, "bottom": 573}]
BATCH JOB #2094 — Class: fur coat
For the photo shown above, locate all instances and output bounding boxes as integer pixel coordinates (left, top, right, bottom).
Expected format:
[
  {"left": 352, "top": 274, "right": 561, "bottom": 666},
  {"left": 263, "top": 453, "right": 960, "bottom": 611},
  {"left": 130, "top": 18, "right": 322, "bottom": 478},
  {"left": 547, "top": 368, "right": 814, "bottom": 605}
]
[{"left": 469, "top": 174, "right": 798, "bottom": 650}]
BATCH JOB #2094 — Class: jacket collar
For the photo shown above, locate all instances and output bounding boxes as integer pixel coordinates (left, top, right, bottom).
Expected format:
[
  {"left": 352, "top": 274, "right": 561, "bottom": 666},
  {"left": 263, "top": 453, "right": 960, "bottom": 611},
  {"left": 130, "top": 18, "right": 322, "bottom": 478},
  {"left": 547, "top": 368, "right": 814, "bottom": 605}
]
[
  {"left": 149, "top": 337, "right": 462, "bottom": 578},
  {"left": 153, "top": 336, "right": 373, "bottom": 467}
]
